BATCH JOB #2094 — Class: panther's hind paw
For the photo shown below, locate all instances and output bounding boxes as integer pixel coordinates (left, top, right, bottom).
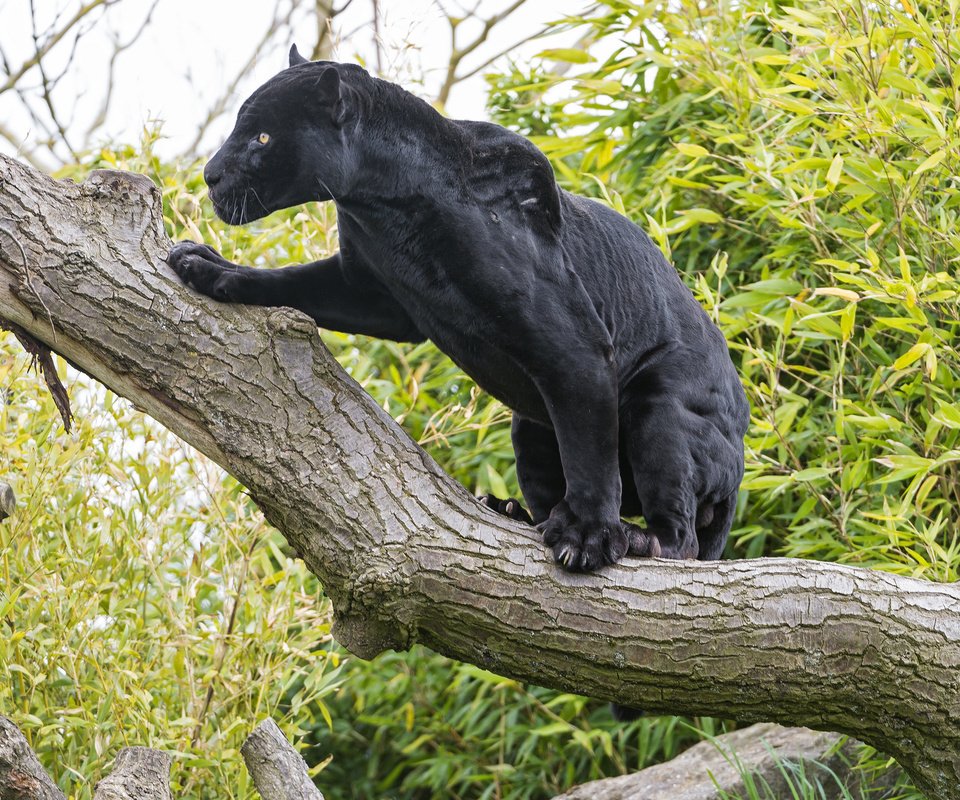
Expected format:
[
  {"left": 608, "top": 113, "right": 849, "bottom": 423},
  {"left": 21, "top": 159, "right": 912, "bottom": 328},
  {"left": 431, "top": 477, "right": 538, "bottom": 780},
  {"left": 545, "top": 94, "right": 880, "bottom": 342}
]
[
  {"left": 625, "top": 523, "right": 661, "bottom": 558},
  {"left": 477, "top": 495, "right": 533, "bottom": 524}
]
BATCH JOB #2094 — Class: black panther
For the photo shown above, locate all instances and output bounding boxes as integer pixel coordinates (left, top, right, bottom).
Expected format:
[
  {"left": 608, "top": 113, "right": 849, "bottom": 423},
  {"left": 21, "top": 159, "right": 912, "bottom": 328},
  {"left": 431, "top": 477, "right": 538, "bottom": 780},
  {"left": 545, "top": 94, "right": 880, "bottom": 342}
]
[{"left": 168, "top": 45, "right": 750, "bottom": 572}]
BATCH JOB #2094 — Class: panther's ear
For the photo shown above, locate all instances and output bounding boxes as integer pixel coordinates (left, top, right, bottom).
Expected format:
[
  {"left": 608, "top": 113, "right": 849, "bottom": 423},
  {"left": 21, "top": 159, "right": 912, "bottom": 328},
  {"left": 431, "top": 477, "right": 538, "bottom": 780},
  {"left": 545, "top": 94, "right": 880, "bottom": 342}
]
[
  {"left": 289, "top": 43, "right": 309, "bottom": 67},
  {"left": 316, "top": 67, "right": 355, "bottom": 127}
]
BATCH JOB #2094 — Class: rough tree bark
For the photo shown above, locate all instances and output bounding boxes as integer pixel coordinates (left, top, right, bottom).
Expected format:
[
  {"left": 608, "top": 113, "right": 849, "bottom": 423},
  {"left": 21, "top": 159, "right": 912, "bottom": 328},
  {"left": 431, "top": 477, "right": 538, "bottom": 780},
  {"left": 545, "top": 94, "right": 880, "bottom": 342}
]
[
  {"left": 92, "top": 748, "right": 172, "bottom": 800},
  {"left": 241, "top": 719, "right": 324, "bottom": 800},
  {"left": 0, "top": 154, "right": 958, "bottom": 798},
  {"left": 0, "top": 715, "right": 66, "bottom": 800},
  {"left": 556, "top": 723, "right": 898, "bottom": 800},
  {"left": 0, "top": 716, "right": 318, "bottom": 800}
]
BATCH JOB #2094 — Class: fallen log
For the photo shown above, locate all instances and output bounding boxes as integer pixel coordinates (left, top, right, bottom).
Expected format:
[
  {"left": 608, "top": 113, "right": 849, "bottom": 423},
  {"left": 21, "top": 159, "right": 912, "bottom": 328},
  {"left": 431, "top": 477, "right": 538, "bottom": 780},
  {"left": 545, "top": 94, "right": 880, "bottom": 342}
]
[{"left": 555, "top": 723, "right": 899, "bottom": 800}]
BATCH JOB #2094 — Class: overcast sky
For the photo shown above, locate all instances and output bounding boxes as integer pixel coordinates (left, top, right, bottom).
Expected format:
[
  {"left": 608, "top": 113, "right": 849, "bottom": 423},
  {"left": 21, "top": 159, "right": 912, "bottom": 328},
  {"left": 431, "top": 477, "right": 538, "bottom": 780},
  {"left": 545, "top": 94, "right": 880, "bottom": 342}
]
[{"left": 0, "top": 0, "right": 586, "bottom": 164}]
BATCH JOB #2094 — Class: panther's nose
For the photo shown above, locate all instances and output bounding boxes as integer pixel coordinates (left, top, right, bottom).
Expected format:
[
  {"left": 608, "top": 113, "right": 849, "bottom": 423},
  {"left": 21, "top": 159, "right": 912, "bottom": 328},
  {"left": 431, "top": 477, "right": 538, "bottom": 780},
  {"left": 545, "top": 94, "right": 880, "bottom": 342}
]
[{"left": 204, "top": 161, "right": 223, "bottom": 189}]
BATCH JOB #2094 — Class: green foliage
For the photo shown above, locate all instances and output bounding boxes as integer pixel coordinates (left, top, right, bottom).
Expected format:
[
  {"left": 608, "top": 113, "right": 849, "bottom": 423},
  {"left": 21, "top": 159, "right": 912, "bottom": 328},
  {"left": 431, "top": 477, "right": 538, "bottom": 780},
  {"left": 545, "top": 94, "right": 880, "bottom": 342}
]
[
  {"left": 0, "top": 343, "right": 339, "bottom": 798},
  {"left": 309, "top": 650, "right": 716, "bottom": 800},
  {"left": 488, "top": 0, "right": 960, "bottom": 794},
  {"left": 708, "top": 733, "right": 922, "bottom": 800}
]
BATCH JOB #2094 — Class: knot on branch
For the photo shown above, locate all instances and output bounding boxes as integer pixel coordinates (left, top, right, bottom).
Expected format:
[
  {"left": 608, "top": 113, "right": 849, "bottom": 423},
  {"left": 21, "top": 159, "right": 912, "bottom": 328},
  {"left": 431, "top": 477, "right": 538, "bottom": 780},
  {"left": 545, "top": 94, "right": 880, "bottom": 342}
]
[
  {"left": 332, "top": 561, "right": 414, "bottom": 658},
  {"left": 81, "top": 170, "right": 165, "bottom": 249},
  {"left": 84, "top": 170, "right": 161, "bottom": 211},
  {"left": 266, "top": 308, "right": 321, "bottom": 340}
]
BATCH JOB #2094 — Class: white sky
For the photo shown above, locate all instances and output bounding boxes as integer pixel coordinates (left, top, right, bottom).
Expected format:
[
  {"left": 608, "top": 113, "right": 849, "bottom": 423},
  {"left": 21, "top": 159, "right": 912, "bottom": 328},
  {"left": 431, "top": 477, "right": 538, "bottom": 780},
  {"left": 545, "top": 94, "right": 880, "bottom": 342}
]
[{"left": 0, "top": 0, "right": 588, "bottom": 164}]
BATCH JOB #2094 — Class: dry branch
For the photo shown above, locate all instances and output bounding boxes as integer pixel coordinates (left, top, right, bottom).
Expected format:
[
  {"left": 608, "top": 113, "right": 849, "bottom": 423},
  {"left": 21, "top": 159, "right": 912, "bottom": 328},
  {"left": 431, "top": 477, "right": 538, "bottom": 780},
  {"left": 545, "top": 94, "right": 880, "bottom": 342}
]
[
  {"left": 556, "top": 723, "right": 898, "bottom": 800},
  {"left": 0, "top": 716, "right": 67, "bottom": 800},
  {"left": 0, "top": 715, "right": 320, "bottom": 800},
  {"left": 0, "top": 713, "right": 898, "bottom": 800},
  {"left": 92, "top": 748, "right": 172, "bottom": 800},
  {"left": 1, "top": 154, "right": 959, "bottom": 798},
  {"left": 241, "top": 719, "right": 324, "bottom": 800}
]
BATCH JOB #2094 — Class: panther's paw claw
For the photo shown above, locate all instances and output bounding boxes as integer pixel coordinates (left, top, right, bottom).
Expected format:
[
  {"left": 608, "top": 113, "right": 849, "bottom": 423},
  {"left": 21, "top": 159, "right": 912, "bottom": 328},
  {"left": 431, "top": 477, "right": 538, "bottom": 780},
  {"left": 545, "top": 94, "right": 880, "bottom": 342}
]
[
  {"left": 477, "top": 495, "right": 533, "bottom": 524},
  {"left": 538, "top": 501, "right": 628, "bottom": 572}
]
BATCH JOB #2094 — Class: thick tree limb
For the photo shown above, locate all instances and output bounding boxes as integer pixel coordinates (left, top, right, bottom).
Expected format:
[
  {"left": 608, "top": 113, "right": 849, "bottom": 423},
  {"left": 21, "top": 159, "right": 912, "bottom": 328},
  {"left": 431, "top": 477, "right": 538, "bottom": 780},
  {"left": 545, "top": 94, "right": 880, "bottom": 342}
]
[
  {"left": 0, "top": 154, "right": 958, "bottom": 798},
  {"left": 241, "top": 719, "right": 324, "bottom": 800}
]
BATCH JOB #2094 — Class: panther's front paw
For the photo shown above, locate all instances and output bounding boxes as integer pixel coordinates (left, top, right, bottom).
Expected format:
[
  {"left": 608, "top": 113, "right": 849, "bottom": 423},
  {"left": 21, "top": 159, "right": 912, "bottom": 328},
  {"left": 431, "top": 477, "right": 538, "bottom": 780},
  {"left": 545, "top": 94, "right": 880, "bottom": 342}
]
[
  {"left": 477, "top": 495, "right": 533, "bottom": 524},
  {"left": 538, "top": 501, "right": 628, "bottom": 572},
  {"left": 166, "top": 241, "right": 243, "bottom": 302}
]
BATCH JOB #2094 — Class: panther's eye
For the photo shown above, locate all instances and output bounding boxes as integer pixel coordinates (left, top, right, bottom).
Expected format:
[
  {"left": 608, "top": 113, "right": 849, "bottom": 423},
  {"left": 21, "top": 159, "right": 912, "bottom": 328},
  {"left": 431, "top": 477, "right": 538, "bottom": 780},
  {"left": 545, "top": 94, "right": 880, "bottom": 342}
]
[{"left": 257, "top": 132, "right": 270, "bottom": 145}]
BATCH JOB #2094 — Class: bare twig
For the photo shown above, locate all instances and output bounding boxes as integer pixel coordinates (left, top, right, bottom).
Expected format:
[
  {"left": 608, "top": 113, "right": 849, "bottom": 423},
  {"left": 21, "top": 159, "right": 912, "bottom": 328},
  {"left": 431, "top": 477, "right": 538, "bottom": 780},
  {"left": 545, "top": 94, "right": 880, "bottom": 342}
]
[
  {"left": 313, "top": 0, "right": 337, "bottom": 61},
  {"left": 0, "top": 120, "right": 47, "bottom": 170},
  {"left": 435, "top": 0, "right": 529, "bottom": 106},
  {"left": 29, "top": 0, "right": 81, "bottom": 162},
  {"left": 180, "top": 0, "right": 302, "bottom": 157},
  {"left": 84, "top": 0, "right": 161, "bottom": 140},
  {"left": 0, "top": 0, "right": 116, "bottom": 96}
]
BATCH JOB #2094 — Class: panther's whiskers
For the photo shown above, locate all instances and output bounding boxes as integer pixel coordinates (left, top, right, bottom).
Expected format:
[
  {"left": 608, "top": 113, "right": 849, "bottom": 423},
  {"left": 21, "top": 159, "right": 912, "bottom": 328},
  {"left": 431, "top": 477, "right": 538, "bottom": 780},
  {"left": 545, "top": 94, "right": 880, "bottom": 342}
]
[{"left": 316, "top": 177, "right": 338, "bottom": 203}]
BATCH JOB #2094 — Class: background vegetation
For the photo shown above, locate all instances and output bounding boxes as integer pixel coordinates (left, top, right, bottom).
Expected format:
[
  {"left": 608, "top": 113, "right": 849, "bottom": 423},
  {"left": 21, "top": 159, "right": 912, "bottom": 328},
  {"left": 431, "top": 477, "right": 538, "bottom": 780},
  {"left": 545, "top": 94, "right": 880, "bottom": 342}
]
[{"left": 3, "top": 0, "right": 959, "bottom": 797}]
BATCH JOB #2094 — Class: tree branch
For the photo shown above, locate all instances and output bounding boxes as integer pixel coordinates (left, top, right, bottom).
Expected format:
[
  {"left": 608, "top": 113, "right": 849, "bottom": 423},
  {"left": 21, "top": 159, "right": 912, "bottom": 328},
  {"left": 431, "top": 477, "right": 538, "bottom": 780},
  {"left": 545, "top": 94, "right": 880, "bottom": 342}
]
[
  {"left": 555, "top": 723, "right": 898, "bottom": 800},
  {"left": 0, "top": 716, "right": 318, "bottom": 799},
  {"left": 92, "top": 748, "right": 172, "bottom": 800},
  {"left": 0, "top": 154, "right": 958, "bottom": 799},
  {"left": 180, "top": 0, "right": 305, "bottom": 158},
  {"left": 0, "top": 715, "right": 67, "bottom": 800},
  {"left": 0, "top": 0, "right": 115, "bottom": 96},
  {"left": 0, "top": 713, "right": 897, "bottom": 800},
  {"left": 241, "top": 719, "right": 324, "bottom": 800},
  {"left": 435, "top": 0, "right": 529, "bottom": 106}
]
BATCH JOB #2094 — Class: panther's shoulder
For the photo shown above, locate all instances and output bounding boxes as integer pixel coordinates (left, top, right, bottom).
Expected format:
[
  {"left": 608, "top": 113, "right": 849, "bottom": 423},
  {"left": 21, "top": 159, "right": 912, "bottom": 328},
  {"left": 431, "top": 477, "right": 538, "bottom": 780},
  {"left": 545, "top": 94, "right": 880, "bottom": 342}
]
[{"left": 453, "top": 119, "right": 562, "bottom": 234}]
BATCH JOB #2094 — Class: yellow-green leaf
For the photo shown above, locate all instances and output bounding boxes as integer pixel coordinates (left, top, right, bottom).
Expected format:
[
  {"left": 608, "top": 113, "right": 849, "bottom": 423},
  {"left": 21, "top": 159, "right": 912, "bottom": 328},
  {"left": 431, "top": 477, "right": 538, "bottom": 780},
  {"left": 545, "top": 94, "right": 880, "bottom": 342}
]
[
  {"left": 537, "top": 48, "right": 594, "bottom": 64},
  {"left": 893, "top": 342, "right": 930, "bottom": 370},
  {"left": 675, "top": 142, "right": 710, "bottom": 158},
  {"left": 915, "top": 149, "right": 946, "bottom": 175},
  {"left": 825, "top": 153, "right": 844, "bottom": 189}
]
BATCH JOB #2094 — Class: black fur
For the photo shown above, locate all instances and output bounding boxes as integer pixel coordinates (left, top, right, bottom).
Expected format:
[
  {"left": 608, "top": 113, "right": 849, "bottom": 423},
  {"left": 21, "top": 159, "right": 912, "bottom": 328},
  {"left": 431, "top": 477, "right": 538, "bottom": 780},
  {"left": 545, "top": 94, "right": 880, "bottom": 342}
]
[{"left": 168, "top": 46, "right": 750, "bottom": 572}]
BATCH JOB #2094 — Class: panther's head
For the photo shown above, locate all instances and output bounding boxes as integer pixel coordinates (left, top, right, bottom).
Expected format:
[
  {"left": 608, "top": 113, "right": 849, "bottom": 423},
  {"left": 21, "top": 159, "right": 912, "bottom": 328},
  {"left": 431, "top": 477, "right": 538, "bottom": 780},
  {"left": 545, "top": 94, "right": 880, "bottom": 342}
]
[{"left": 204, "top": 45, "right": 362, "bottom": 224}]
